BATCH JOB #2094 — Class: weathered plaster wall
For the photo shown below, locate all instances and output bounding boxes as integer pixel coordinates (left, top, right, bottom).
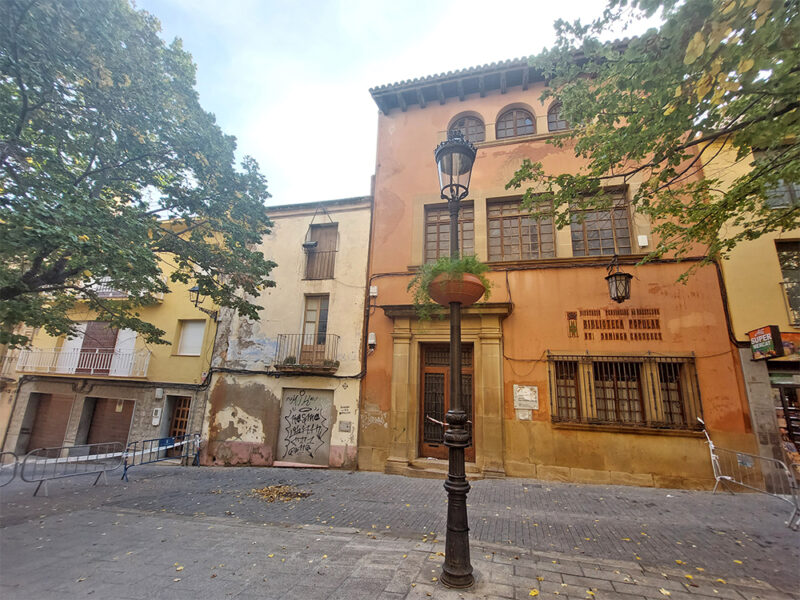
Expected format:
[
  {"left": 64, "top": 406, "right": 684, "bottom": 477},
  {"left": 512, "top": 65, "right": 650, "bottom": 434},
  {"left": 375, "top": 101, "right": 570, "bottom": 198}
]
[
  {"left": 204, "top": 198, "right": 370, "bottom": 468},
  {"left": 201, "top": 373, "right": 359, "bottom": 468}
]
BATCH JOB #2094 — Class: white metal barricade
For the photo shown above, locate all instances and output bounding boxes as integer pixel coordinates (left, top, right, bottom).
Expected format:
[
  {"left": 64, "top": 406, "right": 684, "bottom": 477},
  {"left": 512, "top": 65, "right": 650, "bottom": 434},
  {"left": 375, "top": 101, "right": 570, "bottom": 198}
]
[{"left": 700, "top": 419, "right": 799, "bottom": 530}]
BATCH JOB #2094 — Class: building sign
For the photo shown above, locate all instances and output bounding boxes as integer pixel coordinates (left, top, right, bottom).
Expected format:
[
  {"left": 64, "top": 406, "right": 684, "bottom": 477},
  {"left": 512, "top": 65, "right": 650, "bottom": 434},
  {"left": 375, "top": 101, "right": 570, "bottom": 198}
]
[
  {"left": 565, "top": 307, "right": 664, "bottom": 342},
  {"left": 747, "top": 325, "right": 784, "bottom": 360}
]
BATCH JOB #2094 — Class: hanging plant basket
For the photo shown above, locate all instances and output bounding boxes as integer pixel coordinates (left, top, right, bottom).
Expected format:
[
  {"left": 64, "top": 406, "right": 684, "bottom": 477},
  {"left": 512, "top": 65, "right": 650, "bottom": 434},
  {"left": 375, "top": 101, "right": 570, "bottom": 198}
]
[{"left": 428, "top": 272, "right": 486, "bottom": 307}]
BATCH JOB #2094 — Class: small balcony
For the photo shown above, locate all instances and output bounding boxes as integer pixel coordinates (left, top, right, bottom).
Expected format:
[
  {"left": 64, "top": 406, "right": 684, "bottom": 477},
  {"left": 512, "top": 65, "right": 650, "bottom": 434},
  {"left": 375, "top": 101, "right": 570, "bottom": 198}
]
[
  {"left": 16, "top": 347, "right": 151, "bottom": 378},
  {"left": 273, "top": 334, "right": 340, "bottom": 374}
]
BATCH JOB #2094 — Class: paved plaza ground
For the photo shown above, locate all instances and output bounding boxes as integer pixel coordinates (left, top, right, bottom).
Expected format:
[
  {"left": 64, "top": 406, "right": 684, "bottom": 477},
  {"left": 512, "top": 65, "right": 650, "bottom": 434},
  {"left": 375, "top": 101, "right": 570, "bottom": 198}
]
[{"left": 1, "top": 465, "right": 798, "bottom": 599}]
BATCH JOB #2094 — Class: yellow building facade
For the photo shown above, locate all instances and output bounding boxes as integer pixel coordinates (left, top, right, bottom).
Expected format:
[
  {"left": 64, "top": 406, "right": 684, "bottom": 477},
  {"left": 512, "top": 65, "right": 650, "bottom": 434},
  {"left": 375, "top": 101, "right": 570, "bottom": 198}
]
[
  {"left": 1, "top": 269, "right": 215, "bottom": 456},
  {"left": 705, "top": 141, "right": 800, "bottom": 466},
  {"left": 201, "top": 197, "right": 371, "bottom": 468}
]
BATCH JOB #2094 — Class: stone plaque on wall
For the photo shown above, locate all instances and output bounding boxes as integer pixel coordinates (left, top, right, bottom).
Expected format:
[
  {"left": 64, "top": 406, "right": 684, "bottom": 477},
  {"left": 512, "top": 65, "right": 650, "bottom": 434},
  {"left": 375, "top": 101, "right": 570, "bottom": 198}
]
[
  {"left": 513, "top": 385, "right": 538, "bottom": 410},
  {"left": 276, "top": 388, "right": 333, "bottom": 466}
]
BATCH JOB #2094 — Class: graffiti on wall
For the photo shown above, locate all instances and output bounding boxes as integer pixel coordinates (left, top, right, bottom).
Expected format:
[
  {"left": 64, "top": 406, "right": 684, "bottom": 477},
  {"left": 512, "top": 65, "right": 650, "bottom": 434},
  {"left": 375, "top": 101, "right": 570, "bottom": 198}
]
[{"left": 276, "top": 388, "right": 333, "bottom": 466}]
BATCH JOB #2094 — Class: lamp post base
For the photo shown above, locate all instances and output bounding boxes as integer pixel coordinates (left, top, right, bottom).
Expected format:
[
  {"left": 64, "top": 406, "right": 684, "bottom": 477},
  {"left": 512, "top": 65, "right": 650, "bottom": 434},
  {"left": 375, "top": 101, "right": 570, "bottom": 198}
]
[
  {"left": 441, "top": 417, "right": 474, "bottom": 589},
  {"left": 441, "top": 473, "right": 474, "bottom": 588}
]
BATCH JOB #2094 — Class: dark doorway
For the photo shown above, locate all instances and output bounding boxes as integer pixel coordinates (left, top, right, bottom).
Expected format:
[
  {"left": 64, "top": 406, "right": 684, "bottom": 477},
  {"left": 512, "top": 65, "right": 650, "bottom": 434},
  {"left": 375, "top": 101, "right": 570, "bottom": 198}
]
[{"left": 419, "top": 343, "right": 474, "bottom": 461}]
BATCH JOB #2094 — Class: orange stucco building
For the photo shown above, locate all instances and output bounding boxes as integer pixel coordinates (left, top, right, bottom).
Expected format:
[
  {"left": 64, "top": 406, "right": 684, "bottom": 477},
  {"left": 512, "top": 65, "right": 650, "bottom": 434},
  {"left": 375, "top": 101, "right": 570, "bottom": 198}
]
[{"left": 358, "top": 59, "right": 757, "bottom": 488}]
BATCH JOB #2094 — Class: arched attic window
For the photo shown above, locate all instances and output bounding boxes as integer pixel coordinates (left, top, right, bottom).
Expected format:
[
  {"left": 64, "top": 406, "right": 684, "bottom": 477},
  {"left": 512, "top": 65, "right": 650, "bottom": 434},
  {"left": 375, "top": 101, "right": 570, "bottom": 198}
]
[
  {"left": 450, "top": 115, "right": 485, "bottom": 143},
  {"left": 547, "top": 102, "right": 569, "bottom": 132},
  {"left": 496, "top": 108, "right": 535, "bottom": 139}
]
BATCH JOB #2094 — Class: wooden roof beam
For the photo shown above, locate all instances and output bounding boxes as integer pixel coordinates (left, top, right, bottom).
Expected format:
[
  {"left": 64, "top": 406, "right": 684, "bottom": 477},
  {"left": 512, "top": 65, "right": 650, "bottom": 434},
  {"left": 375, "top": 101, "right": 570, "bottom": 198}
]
[
  {"left": 500, "top": 72, "right": 507, "bottom": 94},
  {"left": 457, "top": 79, "right": 465, "bottom": 101},
  {"left": 479, "top": 76, "right": 486, "bottom": 98},
  {"left": 417, "top": 88, "right": 427, "bottom": 109},
  {"left": 522, "top": 67, "right": 529, "bottom": 91},
  {"left": 437, "top": 84, "right": 445, "bottom": 105},
  {"left": 397, "top": 91, "right": 407, "bottom": 112}
]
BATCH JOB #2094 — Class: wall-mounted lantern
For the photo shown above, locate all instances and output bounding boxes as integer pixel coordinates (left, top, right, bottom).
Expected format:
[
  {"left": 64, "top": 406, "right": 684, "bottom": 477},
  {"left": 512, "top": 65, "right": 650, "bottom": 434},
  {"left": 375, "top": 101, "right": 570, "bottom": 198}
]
[
  {"left": 188, "top": 285, "right": 218, "bottom": 320},
  {"left": 606, "top": 256, "right": 633, "bottom": 303}
]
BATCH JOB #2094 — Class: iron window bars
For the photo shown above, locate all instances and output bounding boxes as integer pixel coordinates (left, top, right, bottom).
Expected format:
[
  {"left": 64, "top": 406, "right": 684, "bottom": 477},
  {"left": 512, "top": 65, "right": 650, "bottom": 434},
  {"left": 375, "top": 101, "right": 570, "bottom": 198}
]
[{"left": 548, "top": 354, "right": 702, "bottom": 430}]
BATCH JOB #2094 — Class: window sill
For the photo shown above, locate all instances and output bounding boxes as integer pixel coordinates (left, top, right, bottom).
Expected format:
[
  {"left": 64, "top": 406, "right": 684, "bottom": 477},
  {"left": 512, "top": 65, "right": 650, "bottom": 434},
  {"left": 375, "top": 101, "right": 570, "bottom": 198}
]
[
  {"left": 474, "top": 130, "right": 572, "bottom": 149},
  {"left": 408, "top": 254, "right": 649, "bottom": 272},
  {"left": 551, "top": 421, "right": 704, "bottom": 437}
]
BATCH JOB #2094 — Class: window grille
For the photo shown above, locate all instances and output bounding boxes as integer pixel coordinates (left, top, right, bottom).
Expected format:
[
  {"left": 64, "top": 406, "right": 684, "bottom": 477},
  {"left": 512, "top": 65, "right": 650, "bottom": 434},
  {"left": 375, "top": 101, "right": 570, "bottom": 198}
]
[{"left": 548, "top": 355, "right": 702, "bottom": 430}]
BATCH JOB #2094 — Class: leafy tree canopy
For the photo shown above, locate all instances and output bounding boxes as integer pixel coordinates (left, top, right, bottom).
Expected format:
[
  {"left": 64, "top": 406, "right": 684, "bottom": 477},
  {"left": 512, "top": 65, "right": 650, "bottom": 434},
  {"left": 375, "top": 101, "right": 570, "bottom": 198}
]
[
  {"left": 507, "top": 0, "right": 800, "bottom": 265},
  {"left": 1, "top": 0, "right": 276, "bottom": 347}
]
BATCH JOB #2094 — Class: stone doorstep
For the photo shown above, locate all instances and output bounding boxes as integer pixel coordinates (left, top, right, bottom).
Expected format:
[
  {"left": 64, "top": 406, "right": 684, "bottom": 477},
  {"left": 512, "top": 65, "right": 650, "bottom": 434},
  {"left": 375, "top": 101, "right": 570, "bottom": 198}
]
[{"left": 400, "top": 458, "right": 485, "bottom": 481}]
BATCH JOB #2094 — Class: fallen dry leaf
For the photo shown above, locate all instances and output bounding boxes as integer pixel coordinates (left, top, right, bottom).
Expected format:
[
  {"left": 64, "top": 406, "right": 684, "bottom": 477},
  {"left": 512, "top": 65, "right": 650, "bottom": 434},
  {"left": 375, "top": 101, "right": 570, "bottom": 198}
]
[
  {"left": 250, "top": 485, "right": 311, "bottom": 503},
  {"left": 675, "top": 560, "right": 685, "bottom": 565},
  {"left": 176, "top": 566, "right": 184, "bottom": 572},
  {"left": 529, "top": 590, "right": 539, "bottom": 597},
  {"left": 659, "top": 588, "right": 670, "bottom": 596}
]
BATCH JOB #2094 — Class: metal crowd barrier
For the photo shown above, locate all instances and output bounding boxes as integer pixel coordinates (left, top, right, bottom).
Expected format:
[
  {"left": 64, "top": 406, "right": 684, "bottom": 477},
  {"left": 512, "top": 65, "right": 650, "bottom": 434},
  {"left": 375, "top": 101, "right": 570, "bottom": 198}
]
[
  {"left": 700, "top": 419, "right": 800, "bottom": 530},
  {"left": 122, "top": 433, "right": 200, "bottom": 482},
  {"left": 21, "top": 442, "right": 125, "bottom": 497},
  {"left": 0, "top": 451, "right": 18, "bottom": 487}
]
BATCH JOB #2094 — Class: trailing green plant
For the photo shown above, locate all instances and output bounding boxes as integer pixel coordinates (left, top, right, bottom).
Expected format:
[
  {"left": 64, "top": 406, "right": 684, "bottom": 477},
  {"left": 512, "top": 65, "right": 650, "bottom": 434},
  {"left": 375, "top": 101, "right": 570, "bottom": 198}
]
[
  {"left": 282, "top": 356, "right": 296, "bottom": 365},
  {"left": 407, "top": 255, "right": 491, "bottom": 320}
]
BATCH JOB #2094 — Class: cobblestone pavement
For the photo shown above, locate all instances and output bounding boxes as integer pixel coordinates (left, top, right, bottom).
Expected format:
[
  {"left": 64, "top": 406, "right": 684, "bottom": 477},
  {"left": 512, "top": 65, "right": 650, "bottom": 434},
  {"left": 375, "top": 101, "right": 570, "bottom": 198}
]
[{"left": 1, "top": 465, "right": 798, "bottom": 599}]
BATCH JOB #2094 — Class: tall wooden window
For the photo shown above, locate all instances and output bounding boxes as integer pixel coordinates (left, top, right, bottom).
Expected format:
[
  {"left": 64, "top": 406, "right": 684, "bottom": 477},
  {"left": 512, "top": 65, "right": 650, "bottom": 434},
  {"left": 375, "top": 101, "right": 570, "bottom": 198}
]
[
  {"left": 593, "top": 361, "right": 644, "bottom": 424},
  {"left": 570, "top": 191, "right": 632, "bottom": 256},
  {"left": 658, "top": 363, "right": 685, "bottom": 426},
  {"left": 300, "top": 295, "right": 330, "bottom": 365},
  {"left": 547, "top": 102, "right": 569, "bottom": 132},
  {"left": 424, "top": 204, "right": 474, "bottom": 263},
  {"left": 487, "top": 200, "right": 555, "bottom": 261},
  {"left": 450, "top": 116, "right": 485, "bottom": 143},
  {"left": 305, "top": 224, "right": 337, "bottom": 279},
  {"left": 777, "top": 240, "right": 800, "bottom": 325},
  {"left": 303, "top": 295, "right": 329, "bottom": 345},
  {"left": 496, "top": 108, "right": 535, "bottom": 139},
  {"left": 553, "top": 361, "right": 581, "bottom": 420}
]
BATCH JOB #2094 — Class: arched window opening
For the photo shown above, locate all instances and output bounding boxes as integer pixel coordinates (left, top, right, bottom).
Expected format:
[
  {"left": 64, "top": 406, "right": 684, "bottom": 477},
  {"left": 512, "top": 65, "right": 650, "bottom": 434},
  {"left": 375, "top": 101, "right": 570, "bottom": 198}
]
[
  {"left": 450, "top": 116, "right": 485, "bottom": 143},
  {"left": 548, "top": 102, "right": 569, "bottom": 132},
  {"left": 496, "top": 109, "right": 535, "bottom": 139}
]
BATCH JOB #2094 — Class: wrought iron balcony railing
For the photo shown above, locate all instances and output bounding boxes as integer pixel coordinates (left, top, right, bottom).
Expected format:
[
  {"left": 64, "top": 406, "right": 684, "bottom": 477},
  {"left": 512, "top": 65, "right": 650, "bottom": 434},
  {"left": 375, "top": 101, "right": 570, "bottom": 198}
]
[
  {"left": 16, "top": 347, "right": 151, "bottom": 378},
  {"left": 274, "top": 334, "right": 340, "bottom": 373}
]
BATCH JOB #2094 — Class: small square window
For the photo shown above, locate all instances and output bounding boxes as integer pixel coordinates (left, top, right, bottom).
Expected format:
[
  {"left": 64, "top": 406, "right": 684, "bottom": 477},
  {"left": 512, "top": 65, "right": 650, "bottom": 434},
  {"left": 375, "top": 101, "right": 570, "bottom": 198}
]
[{"left": 176, "top": 320, "right": 205, "bottom": 356}]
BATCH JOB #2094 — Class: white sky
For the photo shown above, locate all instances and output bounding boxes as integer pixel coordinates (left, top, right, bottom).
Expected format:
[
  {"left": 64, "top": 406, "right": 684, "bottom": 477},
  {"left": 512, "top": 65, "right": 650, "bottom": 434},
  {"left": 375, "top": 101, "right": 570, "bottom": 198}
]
[{"left": 136, "top": 0, "right": 656, "bottom": 206}]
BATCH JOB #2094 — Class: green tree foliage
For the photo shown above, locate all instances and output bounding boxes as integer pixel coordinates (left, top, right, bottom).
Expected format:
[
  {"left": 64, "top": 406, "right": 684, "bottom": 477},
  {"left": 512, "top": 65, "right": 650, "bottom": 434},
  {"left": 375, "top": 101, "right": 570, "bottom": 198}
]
[
  {"left": 0, "top": 0, "right": 276, "bottom": 347},
  {"left": 507, "top": 0, "right": 800, "bottom": 265}
]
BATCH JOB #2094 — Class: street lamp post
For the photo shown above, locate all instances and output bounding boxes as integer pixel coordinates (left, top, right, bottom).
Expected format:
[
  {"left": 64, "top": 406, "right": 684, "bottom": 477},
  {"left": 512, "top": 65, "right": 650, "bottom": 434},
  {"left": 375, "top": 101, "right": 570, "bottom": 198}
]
[{"left": 434, "top": 130, "right": 477, "bottom": 589}]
